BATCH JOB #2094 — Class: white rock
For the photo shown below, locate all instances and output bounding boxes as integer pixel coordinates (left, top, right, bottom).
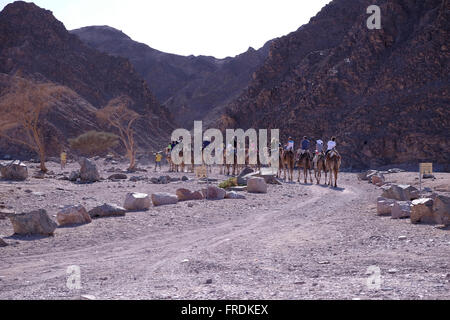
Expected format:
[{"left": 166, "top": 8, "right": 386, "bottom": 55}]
[{"left": 124, "top": 193, "right": 151, "bottom": 211}]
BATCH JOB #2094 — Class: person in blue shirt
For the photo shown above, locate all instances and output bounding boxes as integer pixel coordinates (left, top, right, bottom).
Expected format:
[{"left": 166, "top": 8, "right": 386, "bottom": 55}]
[{"left": 301, "top": 136, "right": 310, "bottom": 151}]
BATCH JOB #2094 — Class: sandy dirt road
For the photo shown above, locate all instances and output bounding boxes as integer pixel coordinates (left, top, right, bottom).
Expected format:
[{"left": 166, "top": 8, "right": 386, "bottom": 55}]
[{"left": 0, "top": 161, "right": 449, "bottom": 300}]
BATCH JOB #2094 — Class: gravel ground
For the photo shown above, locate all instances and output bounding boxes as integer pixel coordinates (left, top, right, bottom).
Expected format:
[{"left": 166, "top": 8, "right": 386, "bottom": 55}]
[{"left": 0, "top": 159, "right": 449, "bottom": 300}]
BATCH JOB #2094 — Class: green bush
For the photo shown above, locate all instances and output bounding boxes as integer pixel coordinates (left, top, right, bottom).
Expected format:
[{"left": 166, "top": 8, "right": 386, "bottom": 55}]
[
  {"left": 69, "top": 131, "right": 119, "bottom": 156},
  {"left": 219, "top": 177, "right": 238, "bottom": 189}
]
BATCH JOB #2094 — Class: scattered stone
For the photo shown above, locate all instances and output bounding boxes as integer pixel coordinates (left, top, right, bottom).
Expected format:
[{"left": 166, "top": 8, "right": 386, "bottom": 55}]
[
  {"left": 398, "top": 236, "right": 407, "bottom": 241},
  {"left": 205, "top": 279, "right": 213, "bottom": 284},
  {"left": 0, "top": 238, "right": 7, "bottom": 247},
  {"left": 0, "top": 160, "right": 28, "bottom": 181},
  {"left": 57, "top": 205, "right": 92, "bottom": 226},
  {"left": 376, "top": 197, "right": 395, "bottom": 216},
  {"left": 358, "top": 169, "right": 378, "bottom": 181},
  {"left": 80, "top": 294, "right": 96, "bottom": 300},
  {"left": 129, "top": 176, "right": 144, "bottom": 182},
  {"left": 391, "top": 201, "right": 412, "bottom": 219},
  {"left": 78, "top": 157, "right": 100, "bottom": 183},
  {"left": 247, "top": 177, "right": 267, "bottom": 194},
  {"left": 411, "top": 198, "right": 435, "bottom": 224},
  {"left": 108, "top": 173, "right": 127, "bottom": 180},
  {"left": 150, "top": 177, "right": 160, "bottom": 184},
  {"left": 225, "top": 191, "right": 246, "bottom": 199},
  {"left": 159, "top": 176, "right": 171, "bottom": 184},
  {"left": 422, "top": 174, "right": 435, "bottom": 179},
  {"left": 124, "top": 193, "right": 151, "bottom": 211},
  {"left": 228, "top": 186, "right": 247, "bottom": 192},
  {"left": 9, "top": 209, "right": 57, "bottom": 236},
  {"left": 88, "top": 203, "right": 126, "bottom": 218},
  {"left": 176, "top": 188, "right": 204, "bottom": 201},
  {"left": 381, "top": 184, "right": 419, "bottom": 201},
  {"left": 370, "top": 173, "right": 385, "bottom": 186},
  {"left": 182, "top": 176, "right": 189, "bottom": 181},
  {"left": 151, "top": 193, "right": 178, "bottom": 206},
  {"left": 203, "top": 186, "right": 226, "bottom": 200},
  {"left": 69, "top": 170, "right": 80, "bottom": 181},
  {"left": 387, "top": 269, "right": 398, "bottom": 274}
]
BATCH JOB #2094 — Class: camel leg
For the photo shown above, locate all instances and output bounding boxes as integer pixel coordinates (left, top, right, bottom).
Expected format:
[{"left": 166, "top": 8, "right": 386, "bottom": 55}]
[{"left": 334, "top": 169, "right": 338, "bottom": 188}]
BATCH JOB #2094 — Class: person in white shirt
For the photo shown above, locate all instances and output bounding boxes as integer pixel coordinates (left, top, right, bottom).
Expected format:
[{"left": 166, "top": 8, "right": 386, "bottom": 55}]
[
  {"left": 285, "top": 137, "right": 294, "bottom": 151},
  {"left": 326, "top": 137, "right": 337, "bottom": 155}
]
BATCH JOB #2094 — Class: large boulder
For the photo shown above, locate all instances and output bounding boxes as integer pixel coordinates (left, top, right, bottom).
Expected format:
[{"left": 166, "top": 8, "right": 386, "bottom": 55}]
[
  {"left": 202, "top": 186, "right": 226, "bottom": 200},
  {"left": 432, "top": 195, "right": 450, "bottom": 226},
  {"left": 237, "top": 167, "right": 255, "bottom": 185},
  {"left": 57, "top": 205, "right": 92, "bottom": 226},
  {"left": 78, "top": 157, "right": 100, "bottom": 182},
  {"left": 381, "top": 184, "right": 419, "bottom": 201},
  {"left": 247, "top": 177, "right": 267, "bottom": 194},
  {"left": 124, "top": 193, "right": 151, "bottom": 211},
  {"left": 391, "top": 201, "right": 412, "bottom": 219},
  {"left": 151, "top": 193, "right": 178, "bottom": 206},
  {"left": 0, "top": 160, "right": 28, "bottom": 181},
  {"left": 9, "top": 209, "right": 57, "bottom": 236},
  {"left": 411, "top": 198, "right": 435, "bottom": 224},
  {"left": 176, "top": 188, "right": 204, "bottom": 202},
  {"left": 88, "top": 203, "right": 126, "bottom": 218},
  {"left": 376, "top": 197, "right": 395, "bottom": 216}
]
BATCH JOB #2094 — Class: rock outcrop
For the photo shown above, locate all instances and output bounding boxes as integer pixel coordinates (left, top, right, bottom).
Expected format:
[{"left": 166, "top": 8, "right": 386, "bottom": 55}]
[
  {"left": 219, "top": 0, "right": 449, "bottom": 169},
  {"left": 71, "top": 26, "right": 272, "bottom": 129},
  {"left": 0, "top": 2, "right": 174, "bottom": 159}
]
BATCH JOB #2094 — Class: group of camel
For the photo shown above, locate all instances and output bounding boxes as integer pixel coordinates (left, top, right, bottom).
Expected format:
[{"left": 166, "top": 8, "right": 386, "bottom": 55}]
[
  {"left": 164, "top": 145, "right": 342, "bottom": 188},
  {"left": 278, "top": 147, "right": 341, "bottom": 187}
]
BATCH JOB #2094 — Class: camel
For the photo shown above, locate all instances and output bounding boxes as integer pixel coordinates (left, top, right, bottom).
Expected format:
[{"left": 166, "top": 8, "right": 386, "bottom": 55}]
[
  {"left": 325, "top": 148, "right": 341, "bottom": 187},
  {"left": 165, "top": 148, "right": 176, "bottom": 172},
  {"left": 296, "top": 149, "right": 313, "bottom": 184},
  {"left": 313, "top": 151, "right": 327, "bottom": 184},
  {"left": 280, "top": 147, "right": 295, "bottom": 182}
]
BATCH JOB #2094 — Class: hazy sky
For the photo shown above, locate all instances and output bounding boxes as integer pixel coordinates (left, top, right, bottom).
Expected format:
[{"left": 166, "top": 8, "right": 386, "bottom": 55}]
[{"left": 0, "top": 0, "right": 331, "bottom": 58}]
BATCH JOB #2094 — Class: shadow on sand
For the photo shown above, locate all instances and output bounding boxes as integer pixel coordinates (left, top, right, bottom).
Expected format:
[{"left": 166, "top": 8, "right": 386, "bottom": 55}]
[{"left": 6, "top": 234, "right": 54, "bottom": 241}]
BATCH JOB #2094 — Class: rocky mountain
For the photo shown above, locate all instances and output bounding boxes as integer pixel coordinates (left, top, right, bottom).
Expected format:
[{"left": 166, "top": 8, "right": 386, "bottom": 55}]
[
  {"left": 71, "top": 26, "right": 271, "bottom": 128},
  {"left": 0, "top": 1, "right": 174, "bottom": 159},
  {"left": 220, "top": 0, "right": 449, "bottom": 170}
]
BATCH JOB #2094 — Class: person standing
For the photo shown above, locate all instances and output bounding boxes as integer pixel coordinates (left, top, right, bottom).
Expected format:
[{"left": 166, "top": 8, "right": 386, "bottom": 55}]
[
  {"left": 154, "top": 152, "right": 162, "bottom": 172},
  {"left": 60, "top": 149, "right": 67, "bottom": 171}
]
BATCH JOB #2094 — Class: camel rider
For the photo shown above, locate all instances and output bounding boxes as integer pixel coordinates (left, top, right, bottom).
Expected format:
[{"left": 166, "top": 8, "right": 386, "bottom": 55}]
[
  {"left": 316, "top": 139, "right": 324, "bottom": 154},
  {"left": 285, "top": 137, "right": 294, "bottom": 151},
  {"left": 300, "top": 136, "right": 310, "bottom": 154},
  {"left": 326, "top": 137, "right": 337, "bottom": 155}
]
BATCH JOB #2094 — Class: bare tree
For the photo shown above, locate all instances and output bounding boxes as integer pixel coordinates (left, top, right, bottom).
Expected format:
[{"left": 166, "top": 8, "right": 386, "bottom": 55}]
[
  {"left": 96, "top": 96, "right": 140, "bottom": 171},
  {"left": 0, "top": 76, "right": 68, "bottom": 172}
]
